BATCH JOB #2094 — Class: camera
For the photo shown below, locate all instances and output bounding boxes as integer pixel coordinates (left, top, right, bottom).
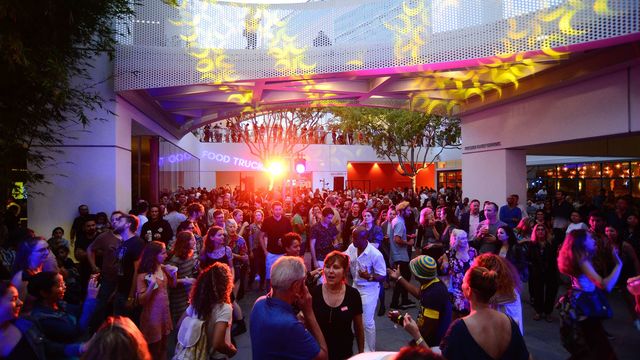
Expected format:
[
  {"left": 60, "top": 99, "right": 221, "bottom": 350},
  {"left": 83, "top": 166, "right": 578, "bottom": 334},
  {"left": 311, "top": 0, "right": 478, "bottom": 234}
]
[{"left": 388, "top": 310, "right": 405, "bottom": 325}]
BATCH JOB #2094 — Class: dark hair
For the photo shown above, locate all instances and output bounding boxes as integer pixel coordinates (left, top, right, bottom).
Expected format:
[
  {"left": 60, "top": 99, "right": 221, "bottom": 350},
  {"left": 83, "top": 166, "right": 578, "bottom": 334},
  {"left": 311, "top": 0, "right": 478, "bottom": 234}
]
[
  {"left": 136, "top": 200, "right": 149, "bottom": 214},
  {"left": 282, "top": 232, "right": 301, "bottom": 250},
  {"left": 558, "top": 229, "right": 592, "bottom": 277},
  {"left": 470, "top": 199, "right": 480, "bottom": 205},
  {"left": 588, "top": 210, "right": 604, "bottom": 220},
  {"left": 484, "top": 202, "right": 499, "bottom": 212},
  {"left": 323, "top": 251, "right": 349, "bottom": 273},
  {"left": 351, "top": 226, "right": 368, "bottom": 243},
  {"left": 138, "top": 241, "right": 165, "bottom": 274},
  {"left": 51, "top": 227, "right": 64, "bottom": 236},
  {"left": 497, "top": 225, "right": 518, "bottom": 248},
  {"left": 27, "top": 271, "right": 59, "bottom": 300},
  {"left": 78, "top": 204, "right": 89, "bottom": 211},
  {"left": 190, "top": 263, "right": 233, "bottom": 320},
  {"left": 96, "top": 212, "right": 109, "bottom": 223},
  {"left": 172, "top": 231, "right": 195, "bottom": 260},
  {"left": 0, "top": 281, "right": 14, "bottom": 298},
  {"left": 203, "top": 226, "right": 224, "bottom": 253},
  {"left": 394, "top": 346, "right": 446, "bottom": 360},
  {"left": 321, "top": 207, "right": 334, "bottom": 218},
  {"left": 82, "top": 316, "right": 151, "bottom": 360},
  {"left": 271, "top": 201, "right": 283, "bottom": 208},
  {"left": 443, "top": 207, "right": 459, "bottom": 227},
  {"left": 212, "top": 209, "right": 224, "bottom": 219},
  {"left": 187, "top": 203, "right": 205, "bottom": 216},
  {"left": 12, "top": 237, "right": 47, "bottom": 274},
  {"left": 467, "top": 266, "right": 498, "bottom": 303}
]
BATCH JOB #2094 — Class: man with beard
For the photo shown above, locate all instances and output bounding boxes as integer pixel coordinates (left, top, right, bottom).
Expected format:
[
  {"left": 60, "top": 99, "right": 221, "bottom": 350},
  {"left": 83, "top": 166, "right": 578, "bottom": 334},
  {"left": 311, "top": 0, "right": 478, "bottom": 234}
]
[
  {"left": 140, "top": 204, "right": 173, "bottom": 245},
  {"left": 75, "top": 215, "right": 98, "bottom": 296},
  {"left": 113, "top": 214, "right": 144, "bottom": 318}
]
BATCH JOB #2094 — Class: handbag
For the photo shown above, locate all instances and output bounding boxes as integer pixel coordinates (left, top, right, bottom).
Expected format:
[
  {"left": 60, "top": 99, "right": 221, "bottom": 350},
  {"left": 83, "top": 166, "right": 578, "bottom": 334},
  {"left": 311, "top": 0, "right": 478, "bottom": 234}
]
[
  {"left": 173, "top": 312, "right": 209, "bottom": 360},
  {"left": 573, "top": 288, "right": 612, "bottom": 319}
]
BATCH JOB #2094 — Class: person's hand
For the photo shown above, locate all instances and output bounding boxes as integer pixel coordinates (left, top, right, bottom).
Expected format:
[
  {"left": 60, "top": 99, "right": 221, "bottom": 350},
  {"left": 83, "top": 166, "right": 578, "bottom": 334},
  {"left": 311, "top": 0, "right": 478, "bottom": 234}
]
[
  {"left": 309, "top": 268, "right": 323, "bottom": 278},
  {"left": 402, "top": 314, "right": 422, "bottom": 340},
  {"left": 91, "top": 266, "right": 100, "bottom": 274},
  {"left": 87, "top": 276, "right": 100, "bottom": 300},
  {"left": 358, "top": 269, "right": 371, "bottom": 281},
  {"left": 627, "top": 275, "right": 640, "bottom": 296},
  {"left": 387, "top": 266, "right": 400, "bottom": 281},
  {"left": 297, "top": 281, "right": 313, "bottom": 315}
]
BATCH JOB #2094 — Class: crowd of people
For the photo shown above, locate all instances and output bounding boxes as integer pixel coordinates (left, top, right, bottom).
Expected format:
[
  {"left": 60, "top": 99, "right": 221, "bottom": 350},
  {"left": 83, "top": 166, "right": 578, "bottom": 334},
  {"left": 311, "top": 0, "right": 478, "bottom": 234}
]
[
  {"left": 196, "top": 121, "right": 369, "bottom": 146},
  {"left": 1, "top": 185, "right": 640, "bottom": 359}
]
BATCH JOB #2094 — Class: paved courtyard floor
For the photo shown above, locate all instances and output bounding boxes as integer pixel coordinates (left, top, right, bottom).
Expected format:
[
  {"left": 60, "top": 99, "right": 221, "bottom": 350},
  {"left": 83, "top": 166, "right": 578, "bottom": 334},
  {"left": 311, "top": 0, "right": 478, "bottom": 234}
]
[{"left": 231, "top": 254, "right": 639, "bottom": 359}]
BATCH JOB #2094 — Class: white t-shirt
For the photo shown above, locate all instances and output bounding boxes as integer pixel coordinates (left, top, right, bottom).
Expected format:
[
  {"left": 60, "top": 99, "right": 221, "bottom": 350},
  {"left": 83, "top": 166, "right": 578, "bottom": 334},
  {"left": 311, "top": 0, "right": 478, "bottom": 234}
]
[{"left": 184, "top": 303, "right": 233, "bottom": 359}]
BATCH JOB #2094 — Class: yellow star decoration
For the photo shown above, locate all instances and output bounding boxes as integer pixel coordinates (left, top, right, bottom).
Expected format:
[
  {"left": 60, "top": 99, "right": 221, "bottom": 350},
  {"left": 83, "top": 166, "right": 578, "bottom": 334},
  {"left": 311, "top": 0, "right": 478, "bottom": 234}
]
[
  {"left": 267, "top": 25, "right": 316, "bottom": 75},
  {"left": 167, "top": 0, "right": 237, "bottom": 84},
  {"left": 383, "top": 0, "right": 429, "bottom": 60}
]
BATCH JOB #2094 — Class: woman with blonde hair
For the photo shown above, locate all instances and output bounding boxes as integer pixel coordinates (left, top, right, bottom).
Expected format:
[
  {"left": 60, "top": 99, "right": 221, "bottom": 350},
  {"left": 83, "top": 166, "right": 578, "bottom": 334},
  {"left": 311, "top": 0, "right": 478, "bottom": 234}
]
[
  {"left": 440, "top": 229, "right": 476, "bottom": 318},
  {"left": 472, "top": 253, "right": 523, "bottom": 334}
]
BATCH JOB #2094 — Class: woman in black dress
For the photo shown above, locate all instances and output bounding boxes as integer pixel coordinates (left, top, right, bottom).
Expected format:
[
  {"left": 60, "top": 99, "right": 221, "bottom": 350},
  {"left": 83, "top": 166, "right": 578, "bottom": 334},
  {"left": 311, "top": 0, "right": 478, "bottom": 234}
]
[
  {"left": 439, "top": 266, "right": 529, "bottom": 360},
  {"left": 311, "top": 251, "right": 364, "bottom": 360}
]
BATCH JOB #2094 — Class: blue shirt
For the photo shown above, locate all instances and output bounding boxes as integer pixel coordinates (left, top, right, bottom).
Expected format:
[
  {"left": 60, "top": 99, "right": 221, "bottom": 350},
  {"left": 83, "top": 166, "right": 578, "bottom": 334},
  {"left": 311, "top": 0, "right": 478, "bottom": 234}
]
[
  {"left": 498, "top": 205, "right": 522, "bottom": 229},
  {"left": 250, "top": 295, "right": 320, "bottom": 360}
]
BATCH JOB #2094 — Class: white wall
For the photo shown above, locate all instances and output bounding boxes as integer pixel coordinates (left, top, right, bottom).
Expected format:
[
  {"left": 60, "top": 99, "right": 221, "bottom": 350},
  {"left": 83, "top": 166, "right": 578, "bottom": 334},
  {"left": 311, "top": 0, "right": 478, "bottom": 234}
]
[
  {"left": 461, "top": 63, "right": 639, "bottom": 204},
  {"left": 197, "top": 142, "right": 461, "bottom": 190},
  {"left": 462, "top": 66, "right": 637, "bottom": 150}
]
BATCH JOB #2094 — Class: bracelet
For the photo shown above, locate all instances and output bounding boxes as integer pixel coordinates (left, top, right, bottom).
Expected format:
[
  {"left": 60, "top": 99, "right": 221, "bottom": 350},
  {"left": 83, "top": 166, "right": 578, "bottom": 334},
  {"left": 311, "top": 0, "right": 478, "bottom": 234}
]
[
  {"left": 397, "top": 276, "right": 403, "bottom": 281},
  {"left": 415, "top": 337, "right": 425, "bottom": 346}
]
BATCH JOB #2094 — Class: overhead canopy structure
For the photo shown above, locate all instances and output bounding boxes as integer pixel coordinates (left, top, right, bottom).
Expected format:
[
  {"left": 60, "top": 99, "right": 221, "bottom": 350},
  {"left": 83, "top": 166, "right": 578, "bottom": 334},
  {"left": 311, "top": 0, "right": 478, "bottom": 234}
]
[{"left": 115, "top": 0, "right": 640, "bottom": 138}]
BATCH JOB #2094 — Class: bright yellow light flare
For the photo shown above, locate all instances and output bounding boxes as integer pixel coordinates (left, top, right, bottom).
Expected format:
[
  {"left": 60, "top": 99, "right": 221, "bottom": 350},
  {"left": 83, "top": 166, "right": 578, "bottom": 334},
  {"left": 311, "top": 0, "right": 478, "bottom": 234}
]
[{"left": 266, "top": 159, "right": 287, "bottom": 177}]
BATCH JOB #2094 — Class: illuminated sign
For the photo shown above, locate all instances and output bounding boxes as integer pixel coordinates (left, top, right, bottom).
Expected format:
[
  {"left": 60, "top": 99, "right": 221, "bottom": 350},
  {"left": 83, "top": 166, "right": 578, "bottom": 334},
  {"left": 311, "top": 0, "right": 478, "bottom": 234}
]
[{"left": 201, "top": 150, "right": 264, "bottom": 170}]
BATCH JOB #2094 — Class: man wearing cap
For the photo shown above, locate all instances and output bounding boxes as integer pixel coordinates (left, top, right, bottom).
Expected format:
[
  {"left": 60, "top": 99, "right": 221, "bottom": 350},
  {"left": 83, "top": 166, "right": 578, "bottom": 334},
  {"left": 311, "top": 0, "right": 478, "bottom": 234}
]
[
  {"left": 388, "top": 255, "right": 452, "bottom": 348},
  {"left": 344, "top": 226, "right": 386, "bottom": 352},
  {"left": 389, "top": 201, "right": 414, "bottom": 309}
]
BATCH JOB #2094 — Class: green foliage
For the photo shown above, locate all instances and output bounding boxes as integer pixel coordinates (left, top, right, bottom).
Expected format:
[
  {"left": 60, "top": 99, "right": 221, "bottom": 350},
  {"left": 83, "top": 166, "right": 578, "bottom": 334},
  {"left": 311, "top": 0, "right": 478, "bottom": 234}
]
[
  {"left": 331, "top": 107, "right": 461, "bottom": 190},
  {"left": 0, "top": 1, "right": 134, "bottom": 199}
]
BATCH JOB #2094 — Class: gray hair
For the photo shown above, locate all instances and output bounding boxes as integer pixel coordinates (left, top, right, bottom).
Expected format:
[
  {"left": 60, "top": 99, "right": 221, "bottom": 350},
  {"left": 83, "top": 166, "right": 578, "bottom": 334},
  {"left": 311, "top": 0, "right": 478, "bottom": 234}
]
[{"left": 271, "top": 256, "right": 306, "bottom": 291}]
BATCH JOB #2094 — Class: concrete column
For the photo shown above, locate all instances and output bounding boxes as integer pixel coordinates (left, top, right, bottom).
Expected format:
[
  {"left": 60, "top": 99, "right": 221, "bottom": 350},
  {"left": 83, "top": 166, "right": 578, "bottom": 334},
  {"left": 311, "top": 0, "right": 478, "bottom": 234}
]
[
  {"left": 27, "top": 117, "right": 132, "bottom": 237},
  {"left": 461, "top": 148, "right": 526, "bottom": 205}
]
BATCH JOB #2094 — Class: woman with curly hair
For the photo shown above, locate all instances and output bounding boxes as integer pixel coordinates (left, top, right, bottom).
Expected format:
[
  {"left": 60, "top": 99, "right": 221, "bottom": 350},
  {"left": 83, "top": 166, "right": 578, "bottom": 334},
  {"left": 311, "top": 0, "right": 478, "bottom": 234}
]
[
  {"left": 175, "top": 263, "right": 237, "bottom": 359},
  {"left": 135, "top": 241, "right": 176, "bottom": 360},
  {"left": 557, "top": 229, "right": 622, "bottom": 359},
  {"left": 472, "top": 253, "right": 523, "bottom": 334},
  {"left": 527, "top": 224, "right": 559, "bottom": 322}
]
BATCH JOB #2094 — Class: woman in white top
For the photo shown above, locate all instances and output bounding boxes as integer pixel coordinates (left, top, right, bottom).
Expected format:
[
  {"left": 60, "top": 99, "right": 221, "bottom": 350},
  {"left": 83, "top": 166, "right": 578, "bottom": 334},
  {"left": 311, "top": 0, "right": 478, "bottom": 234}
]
[{"left": 175, "top": 262, "right": 237, "bottom": 359}]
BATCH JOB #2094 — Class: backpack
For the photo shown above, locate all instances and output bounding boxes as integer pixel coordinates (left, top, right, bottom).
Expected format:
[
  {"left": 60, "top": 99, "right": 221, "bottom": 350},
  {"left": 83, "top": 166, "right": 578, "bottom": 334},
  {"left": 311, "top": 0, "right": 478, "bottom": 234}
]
[{"left": 173, "top": 313, "right": 209, "bottom": 360}]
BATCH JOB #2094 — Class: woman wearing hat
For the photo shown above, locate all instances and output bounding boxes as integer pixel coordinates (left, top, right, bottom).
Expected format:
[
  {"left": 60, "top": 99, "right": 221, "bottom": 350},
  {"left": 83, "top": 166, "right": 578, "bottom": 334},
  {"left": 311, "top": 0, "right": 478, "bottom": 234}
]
[{"left": 388, "top": 255, "right": 452, "bottom": 348}]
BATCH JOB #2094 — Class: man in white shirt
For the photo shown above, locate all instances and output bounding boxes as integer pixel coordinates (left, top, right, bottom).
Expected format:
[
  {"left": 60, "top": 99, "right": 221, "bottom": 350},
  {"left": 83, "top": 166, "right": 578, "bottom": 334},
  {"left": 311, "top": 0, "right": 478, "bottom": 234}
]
[{"left": 344, "top": 226, "right": 386, "bottom": 352}]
